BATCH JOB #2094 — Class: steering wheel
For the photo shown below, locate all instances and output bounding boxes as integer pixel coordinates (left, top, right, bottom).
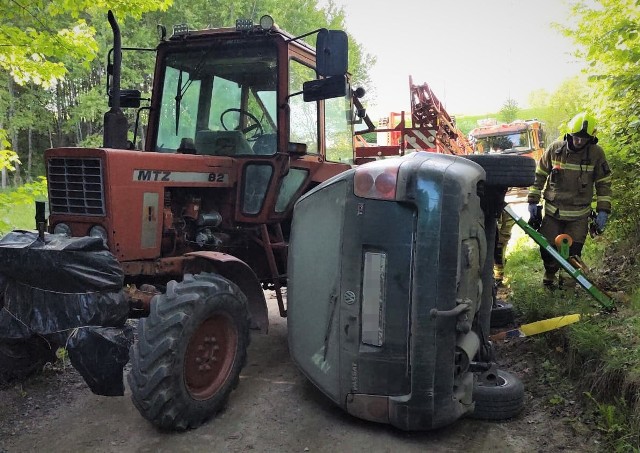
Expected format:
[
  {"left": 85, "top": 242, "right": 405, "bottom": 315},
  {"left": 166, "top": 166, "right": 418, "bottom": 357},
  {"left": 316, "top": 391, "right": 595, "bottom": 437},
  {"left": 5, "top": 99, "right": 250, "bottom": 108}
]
[{"left": 220, "top": 108, "right": 264, "bottom": 141}]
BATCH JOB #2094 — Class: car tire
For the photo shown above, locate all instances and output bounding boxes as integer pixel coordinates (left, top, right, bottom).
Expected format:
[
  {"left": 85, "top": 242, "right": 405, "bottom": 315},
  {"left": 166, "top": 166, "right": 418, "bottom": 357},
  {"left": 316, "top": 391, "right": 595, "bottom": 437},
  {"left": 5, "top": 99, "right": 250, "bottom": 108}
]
[
  {"left": 464, "top": 154, "right": 535, "bottom": 188},
  {"left": 490, "top": 302, "right": 515, "bottom": 328},
  {"left": 471, "top": 369, "right": 524, "bottom": 420}
]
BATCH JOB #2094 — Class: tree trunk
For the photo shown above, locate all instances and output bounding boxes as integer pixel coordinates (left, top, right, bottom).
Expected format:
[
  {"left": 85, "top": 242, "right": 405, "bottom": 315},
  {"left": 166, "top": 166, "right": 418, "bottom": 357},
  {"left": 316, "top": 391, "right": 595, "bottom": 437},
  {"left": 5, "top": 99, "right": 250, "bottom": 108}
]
[
  {"left": 8, "top": 78, "right": 22, "bottom": 186},
  {"left": 0, "top": 118, "right": 5, "bottom": 189},
  {"left": 77, "top": 122, "right": 83, "bottom": 144},
  {"left": 55, "top": 83, "right": 64, "bottom": 147},
  {"left": 27, "top": 126, "right": 33, "bottom": 183}
]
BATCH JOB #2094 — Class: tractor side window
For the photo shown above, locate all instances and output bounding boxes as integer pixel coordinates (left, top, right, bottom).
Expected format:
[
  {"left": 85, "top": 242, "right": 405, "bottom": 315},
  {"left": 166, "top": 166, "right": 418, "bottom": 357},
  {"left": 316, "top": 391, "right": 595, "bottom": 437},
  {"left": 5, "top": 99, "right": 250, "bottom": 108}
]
[
  {"left": 289, "top": 60, "right": 318, "bottom": 154},
  {"left": 242, "top": 164, "right": 274, "bottom": 214},
  {"left": 275, "top": 168, "right": 309, "bottom": 213},
  {"left": 156, "top": 67, "right": 201, "bottom": 152},
  {"left": 324, "top": 93, "right": 352, "bottom": 162}
]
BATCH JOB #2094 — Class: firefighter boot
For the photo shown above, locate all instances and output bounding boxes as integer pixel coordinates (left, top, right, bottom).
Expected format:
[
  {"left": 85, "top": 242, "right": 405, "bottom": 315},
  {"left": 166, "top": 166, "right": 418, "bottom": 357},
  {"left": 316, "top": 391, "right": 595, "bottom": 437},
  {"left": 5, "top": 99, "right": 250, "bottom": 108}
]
[
  {"left": 494, "top": 245, "right": 505, "bottom": 286},
  {"left": 494, "top": 264, "right": 504, "bottom": 287},
  {"left": 559, "top": 271, "right": 577, "bottom": 290}
]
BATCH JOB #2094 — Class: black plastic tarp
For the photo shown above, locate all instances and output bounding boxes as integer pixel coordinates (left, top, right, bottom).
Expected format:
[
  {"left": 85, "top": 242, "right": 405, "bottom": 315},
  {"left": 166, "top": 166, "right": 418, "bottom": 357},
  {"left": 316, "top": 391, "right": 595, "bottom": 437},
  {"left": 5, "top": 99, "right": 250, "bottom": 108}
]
[
  {"left": 67, "top": 326, "right": 134, "bottom": 396},
  {"left": 0, "top": 230, "right": 123, "bottom": 292},
  {"left": 0, "top": 230, "right": 131, "bottom": 396},
  {"left": 0, "top": 280, "right": 129, "bottom": 341}
]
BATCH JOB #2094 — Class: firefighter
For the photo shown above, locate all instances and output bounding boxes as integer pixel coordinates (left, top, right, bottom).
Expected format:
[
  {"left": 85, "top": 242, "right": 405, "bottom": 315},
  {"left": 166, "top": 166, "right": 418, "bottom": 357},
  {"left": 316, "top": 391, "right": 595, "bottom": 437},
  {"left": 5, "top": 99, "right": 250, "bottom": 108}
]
[{"left": 527, "top": 112, "right": 612, "bottom": 287}]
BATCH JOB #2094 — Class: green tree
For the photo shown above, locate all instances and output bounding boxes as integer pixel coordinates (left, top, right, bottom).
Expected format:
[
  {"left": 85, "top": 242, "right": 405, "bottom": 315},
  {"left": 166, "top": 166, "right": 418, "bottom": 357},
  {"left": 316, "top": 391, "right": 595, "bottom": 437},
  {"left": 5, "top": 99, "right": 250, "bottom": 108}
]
[
  {"left": 498, "top": 97, "right": 519, "bottom": 123},
  {"left": 0, "top": 0, "right": 171, "bottom": 230},
  {"left": 560, "top": 0, "right": 640, "bottom": 235},
  {"left": 0, "top": 0, "right": 172, "bottom": 145},
  {"left": 545, "top": 76, "right": 590, "bottom": 138},
  {"left": 528, "top": 89, "right": 550, "bottom": 110}
]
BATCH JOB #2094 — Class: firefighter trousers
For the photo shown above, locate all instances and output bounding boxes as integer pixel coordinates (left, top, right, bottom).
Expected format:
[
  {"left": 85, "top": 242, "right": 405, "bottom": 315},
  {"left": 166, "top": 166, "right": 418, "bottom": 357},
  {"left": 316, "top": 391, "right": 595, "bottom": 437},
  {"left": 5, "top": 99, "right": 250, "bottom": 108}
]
[{"left": 539, "top": 214, "right": 589, "bottom": 275}]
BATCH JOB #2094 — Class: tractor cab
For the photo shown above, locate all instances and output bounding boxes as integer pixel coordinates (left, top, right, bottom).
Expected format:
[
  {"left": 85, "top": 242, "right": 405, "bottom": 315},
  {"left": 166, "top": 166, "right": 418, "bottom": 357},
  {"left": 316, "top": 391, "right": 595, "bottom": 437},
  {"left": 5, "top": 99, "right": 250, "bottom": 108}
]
[
  {"left": 154, "top": 40, "right": 279, "bottom": 158},
  {"left": 103, "top": 15, "right": 354, "bottom": 226}
]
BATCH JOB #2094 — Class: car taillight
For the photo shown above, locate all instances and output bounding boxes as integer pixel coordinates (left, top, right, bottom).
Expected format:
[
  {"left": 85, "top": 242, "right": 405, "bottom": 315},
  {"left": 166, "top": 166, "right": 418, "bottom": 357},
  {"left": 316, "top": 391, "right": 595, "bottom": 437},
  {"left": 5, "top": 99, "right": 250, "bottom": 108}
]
[{"left": 353, "top": 160, "right": 399, "bottom": 200}]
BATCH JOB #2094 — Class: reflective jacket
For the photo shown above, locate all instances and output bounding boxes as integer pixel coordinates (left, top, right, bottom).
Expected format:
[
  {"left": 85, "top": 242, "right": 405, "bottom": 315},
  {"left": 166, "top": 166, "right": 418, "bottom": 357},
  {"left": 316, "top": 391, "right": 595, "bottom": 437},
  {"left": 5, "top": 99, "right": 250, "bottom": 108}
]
[{"left": 527, "top": 139, "right": 612, "bottom": 220}]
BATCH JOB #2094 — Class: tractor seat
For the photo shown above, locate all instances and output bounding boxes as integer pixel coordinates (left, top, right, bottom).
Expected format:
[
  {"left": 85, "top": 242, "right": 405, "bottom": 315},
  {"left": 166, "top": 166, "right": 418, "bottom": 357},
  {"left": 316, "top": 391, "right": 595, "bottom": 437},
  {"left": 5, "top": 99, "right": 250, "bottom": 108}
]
[
  {"left": 194, "top": 130, "right": 253, "bottom": 156},
  {"left": 252, "top": 133, "right": 277, "bottom": 155}
]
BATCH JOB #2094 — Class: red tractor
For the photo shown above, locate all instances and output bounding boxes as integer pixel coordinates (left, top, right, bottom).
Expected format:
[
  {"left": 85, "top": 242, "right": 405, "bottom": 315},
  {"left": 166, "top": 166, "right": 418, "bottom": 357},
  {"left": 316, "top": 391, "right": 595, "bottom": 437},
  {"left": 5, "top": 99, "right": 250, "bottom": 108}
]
[
  {"left": 0, "top": 11, "right": 535, "bottom": 432},
  {"left": 0, "top": 11, "right": 355, "bottom": 430}
]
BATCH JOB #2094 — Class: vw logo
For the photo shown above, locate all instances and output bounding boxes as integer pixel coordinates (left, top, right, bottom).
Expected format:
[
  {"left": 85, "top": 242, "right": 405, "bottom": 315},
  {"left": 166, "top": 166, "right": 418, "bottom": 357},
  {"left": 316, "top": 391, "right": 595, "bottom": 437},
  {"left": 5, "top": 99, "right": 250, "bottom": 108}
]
[{"left": 344, "top": 290, "right": 356, "bottom": 305}]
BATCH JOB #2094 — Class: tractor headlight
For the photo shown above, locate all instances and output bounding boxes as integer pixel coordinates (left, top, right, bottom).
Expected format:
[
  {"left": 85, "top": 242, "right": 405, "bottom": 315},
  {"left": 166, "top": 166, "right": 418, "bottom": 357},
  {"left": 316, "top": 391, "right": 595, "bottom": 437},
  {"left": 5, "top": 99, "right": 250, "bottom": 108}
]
[
  {"left": 89, "top": 225, "right": 109, "bottom": 249},
  {"left": 53, "top": 223, "right": 72, "bottom": 237},
  {"left": 259, "top": 15, "right": 274, "bottom": 30},
  {"left": 235, "top": 19, "right": 253, "bottom": 31}
]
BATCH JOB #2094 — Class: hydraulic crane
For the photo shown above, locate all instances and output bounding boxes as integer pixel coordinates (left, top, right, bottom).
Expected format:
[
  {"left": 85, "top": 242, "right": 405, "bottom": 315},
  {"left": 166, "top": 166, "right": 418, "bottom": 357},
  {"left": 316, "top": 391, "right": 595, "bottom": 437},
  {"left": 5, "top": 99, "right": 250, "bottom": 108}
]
[{"left": 354, "top": 76, "right": 473, "bottom": 162}]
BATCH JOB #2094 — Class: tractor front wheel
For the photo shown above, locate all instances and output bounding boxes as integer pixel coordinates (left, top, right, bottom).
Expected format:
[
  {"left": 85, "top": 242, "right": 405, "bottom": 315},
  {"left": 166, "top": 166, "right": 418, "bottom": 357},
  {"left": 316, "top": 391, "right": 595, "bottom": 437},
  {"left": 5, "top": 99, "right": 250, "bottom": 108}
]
[{"left": 128, "top": 273, "right": 250, "bottom": 430}]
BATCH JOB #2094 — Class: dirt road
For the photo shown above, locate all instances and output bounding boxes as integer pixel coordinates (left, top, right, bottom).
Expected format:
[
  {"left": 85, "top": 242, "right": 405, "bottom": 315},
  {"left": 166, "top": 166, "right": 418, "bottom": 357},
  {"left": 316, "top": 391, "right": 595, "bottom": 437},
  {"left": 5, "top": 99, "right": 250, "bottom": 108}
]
[{"left": 0, "top": 292, "right": 600, "bottom": 453}]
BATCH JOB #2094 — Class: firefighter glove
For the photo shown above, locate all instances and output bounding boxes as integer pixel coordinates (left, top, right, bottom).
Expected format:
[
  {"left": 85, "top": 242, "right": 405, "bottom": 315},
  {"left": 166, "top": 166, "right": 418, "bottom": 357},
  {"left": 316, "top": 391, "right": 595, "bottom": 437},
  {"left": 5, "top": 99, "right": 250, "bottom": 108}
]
[
  {"left": 528, "top": 203, "right": 540, "bottom": 221},
  {"left": 528, "top": 203, "right": 542, "bottom": 231},
  {"left": 595, "top": 210, "right": 608, "bottom": 231}
]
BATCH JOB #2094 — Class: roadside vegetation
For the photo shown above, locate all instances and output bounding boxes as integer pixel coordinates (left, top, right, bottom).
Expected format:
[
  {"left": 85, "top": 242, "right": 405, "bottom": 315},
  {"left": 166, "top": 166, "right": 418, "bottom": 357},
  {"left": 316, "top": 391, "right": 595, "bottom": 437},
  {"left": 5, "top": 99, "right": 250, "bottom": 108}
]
[
  {"left": 488, "top": 2, "right": 640, "bottom": 451},
  {"left": 502, "top": 228, "right": 640, "bottom": 451}
]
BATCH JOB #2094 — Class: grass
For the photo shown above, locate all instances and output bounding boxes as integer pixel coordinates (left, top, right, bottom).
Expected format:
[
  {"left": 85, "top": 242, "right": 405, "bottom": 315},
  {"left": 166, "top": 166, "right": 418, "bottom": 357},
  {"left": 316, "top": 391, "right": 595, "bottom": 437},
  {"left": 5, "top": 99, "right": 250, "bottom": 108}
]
[
  {"left": 0, "top": 197, "right": 36, "bottom": 233},
  {"left": 0, "top": 181, "right": 47, "bottom": 234},
  {"left": 503, "top": 226, "right": 640, "bottom": 451}
]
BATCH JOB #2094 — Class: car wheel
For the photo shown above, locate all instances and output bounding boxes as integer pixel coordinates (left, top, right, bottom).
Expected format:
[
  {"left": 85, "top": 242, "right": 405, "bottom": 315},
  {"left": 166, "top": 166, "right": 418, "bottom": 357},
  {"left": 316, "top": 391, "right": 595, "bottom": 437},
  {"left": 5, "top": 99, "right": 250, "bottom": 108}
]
[
  {"left": 463, "top": 154, "right": 535, "bottom": 188},
  {"left": 471, "top": 369, "right": 524, "bottom": 420},
  {"left": 490, "top": 302, "right": 515, "bottom": 328}
]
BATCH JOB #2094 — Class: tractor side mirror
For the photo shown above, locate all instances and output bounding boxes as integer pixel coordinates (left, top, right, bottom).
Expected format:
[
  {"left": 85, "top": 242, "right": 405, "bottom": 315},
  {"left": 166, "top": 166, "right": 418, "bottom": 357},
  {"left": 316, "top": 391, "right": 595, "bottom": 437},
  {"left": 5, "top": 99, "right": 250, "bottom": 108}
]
[
  {"left": 316, "top": 29, "right": 348, "bottom": 77},
  {"left": 109, "top": 89, "right": 142, "bottom": 109},
  {"left": 302, "top": 75, "right": 347, "bottom": 102}
]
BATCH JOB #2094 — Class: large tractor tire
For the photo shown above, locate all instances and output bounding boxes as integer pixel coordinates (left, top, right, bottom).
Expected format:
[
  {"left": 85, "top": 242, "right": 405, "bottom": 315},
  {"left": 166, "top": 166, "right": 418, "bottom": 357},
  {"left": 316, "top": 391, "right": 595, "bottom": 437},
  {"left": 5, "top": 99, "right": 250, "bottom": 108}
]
[
  {"left": 128, "top": 273, "right": 250, "bottom": 430},
  {"left": 464, "top": 154, "right": 535, "bottom": 188},
  {"left": 0, "top": 337, "right": 58, "bottom": 383},
  {"left": 470, "top": 369, "right": 524, "bottom": 420}
]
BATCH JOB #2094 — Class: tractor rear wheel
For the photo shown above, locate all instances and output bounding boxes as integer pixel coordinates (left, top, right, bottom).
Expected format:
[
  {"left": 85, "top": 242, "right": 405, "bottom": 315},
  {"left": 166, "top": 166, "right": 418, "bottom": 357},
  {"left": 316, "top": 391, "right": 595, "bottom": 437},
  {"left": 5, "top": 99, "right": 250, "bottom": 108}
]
[{"left": 128, "top": 273, "right": 250, "bottom": 430}]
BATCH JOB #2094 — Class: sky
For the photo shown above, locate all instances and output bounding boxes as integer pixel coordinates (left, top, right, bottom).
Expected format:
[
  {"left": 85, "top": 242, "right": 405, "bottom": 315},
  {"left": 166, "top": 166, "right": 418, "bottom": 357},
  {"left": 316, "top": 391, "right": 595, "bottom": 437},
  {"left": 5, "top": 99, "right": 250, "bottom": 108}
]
[{"left": 328, "top": 0, "right": 584, "bottom": 117}]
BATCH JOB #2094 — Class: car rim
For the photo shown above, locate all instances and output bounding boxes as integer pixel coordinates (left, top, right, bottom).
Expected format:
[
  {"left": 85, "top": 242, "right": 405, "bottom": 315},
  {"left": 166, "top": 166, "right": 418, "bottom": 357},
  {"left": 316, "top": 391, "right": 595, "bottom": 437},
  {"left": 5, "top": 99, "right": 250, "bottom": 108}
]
[
  {"left": 480, "top": 371, "right": 507, "bottom": 387},
  {"left": 184, "top": 313, "right": 238, "bottom": 400}
]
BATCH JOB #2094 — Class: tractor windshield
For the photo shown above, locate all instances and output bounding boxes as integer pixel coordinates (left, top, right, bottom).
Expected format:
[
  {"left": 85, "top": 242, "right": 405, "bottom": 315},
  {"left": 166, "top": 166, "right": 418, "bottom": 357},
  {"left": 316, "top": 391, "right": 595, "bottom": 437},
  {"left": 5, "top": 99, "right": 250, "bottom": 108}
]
[{"left": 155, "top": 41, "right": 278, "bottom": 156}]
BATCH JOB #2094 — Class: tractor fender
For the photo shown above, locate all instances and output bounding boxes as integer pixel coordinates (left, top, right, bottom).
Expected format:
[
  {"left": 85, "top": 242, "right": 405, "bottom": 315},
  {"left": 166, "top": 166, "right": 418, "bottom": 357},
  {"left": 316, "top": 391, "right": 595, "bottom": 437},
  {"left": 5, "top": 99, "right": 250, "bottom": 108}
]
[{"left": 186, "top": 251, "right": 269, "bottom": 333}]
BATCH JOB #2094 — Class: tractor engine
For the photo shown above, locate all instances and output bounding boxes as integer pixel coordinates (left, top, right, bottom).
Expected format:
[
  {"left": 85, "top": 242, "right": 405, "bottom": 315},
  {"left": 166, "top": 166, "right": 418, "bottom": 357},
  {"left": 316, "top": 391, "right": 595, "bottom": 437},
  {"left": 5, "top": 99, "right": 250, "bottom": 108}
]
[{"left": 161, "top": 189, "right": 229, "bottom": 256}]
